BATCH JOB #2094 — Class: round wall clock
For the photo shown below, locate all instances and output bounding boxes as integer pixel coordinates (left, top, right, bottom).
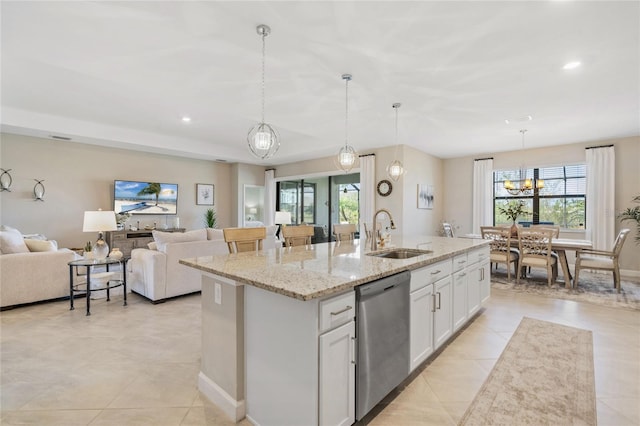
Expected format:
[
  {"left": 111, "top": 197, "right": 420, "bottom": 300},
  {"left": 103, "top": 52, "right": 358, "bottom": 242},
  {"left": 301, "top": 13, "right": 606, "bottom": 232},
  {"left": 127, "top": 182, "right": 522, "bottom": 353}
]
[{"left": 377, "top": 179, "right": 392, "bottom": 197}]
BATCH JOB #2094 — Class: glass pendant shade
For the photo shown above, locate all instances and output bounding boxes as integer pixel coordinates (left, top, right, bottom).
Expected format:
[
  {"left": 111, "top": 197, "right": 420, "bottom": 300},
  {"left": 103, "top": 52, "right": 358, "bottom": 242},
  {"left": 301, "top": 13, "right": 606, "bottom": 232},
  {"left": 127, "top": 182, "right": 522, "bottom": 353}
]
[
  {"left": 247, "top": 24, "right": 279, "bottom": 160},
  {"left": 387, "top": 159, "right": 405, "bottom": 182},
  {"left": 248, "top": 122, "right": 280, "bottom": 159},
  {"left": 0, "top": 168, "right": 12, "bottom": 191}
]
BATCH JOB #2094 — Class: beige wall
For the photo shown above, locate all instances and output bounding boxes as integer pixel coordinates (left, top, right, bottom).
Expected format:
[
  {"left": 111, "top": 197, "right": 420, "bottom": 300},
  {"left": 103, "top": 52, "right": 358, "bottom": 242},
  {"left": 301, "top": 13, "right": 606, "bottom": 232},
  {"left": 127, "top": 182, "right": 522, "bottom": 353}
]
[
  {"left": 0, "top": 133, "right": 234, "bottom": 248},
  {"left": 442, "top": 136, "right": 640, "bottom": 273}
]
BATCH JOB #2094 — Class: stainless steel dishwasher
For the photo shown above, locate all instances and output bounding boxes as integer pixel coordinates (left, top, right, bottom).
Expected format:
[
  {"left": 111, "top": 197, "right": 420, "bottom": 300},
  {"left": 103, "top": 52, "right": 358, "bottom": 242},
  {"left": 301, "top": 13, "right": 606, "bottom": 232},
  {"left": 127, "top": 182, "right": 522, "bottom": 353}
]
[{"left": 355, "top": 270, "right": 411, "bottom": 420}]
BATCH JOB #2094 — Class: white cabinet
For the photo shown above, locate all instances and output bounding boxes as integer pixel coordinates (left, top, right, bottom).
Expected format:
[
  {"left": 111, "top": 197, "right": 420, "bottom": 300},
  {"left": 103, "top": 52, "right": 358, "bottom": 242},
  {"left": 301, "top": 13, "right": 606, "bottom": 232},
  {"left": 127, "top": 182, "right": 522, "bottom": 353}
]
[
  {"left": 319, "top": 321, "right": 355, "bottom": 426},
  {"left": 452, "top": 269, "right": 468, "bottom": 332},
  {"left": 466, "top": 247, "right": 491, "bottom": 316},
  {"left": 433, "top": 275, "right": 453, "bottom": 350},
  {"left": 466, "top": 263, "right": 481, "bottom": 317},
  {"left": 409, "top": 283, "right": 434, "bottom": 371}
]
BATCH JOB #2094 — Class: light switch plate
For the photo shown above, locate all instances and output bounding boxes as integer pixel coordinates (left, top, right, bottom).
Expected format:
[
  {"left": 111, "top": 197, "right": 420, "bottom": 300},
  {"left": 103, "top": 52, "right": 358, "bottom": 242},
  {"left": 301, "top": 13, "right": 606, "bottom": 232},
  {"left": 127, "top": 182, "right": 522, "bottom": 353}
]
[{"left": 214, "top": 283, "right": 222, "bottom": 304}]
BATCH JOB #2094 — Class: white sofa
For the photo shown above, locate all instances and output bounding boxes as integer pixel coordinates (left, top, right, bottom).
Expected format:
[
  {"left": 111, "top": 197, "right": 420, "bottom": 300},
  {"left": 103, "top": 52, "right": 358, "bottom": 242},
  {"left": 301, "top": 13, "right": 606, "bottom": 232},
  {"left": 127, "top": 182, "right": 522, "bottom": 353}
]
[
  {"left": 128, "top": 227, "right": 277, "bottom": 303},
  {"left": 1, "top": 226, "right": 79, "bottom": 309}
]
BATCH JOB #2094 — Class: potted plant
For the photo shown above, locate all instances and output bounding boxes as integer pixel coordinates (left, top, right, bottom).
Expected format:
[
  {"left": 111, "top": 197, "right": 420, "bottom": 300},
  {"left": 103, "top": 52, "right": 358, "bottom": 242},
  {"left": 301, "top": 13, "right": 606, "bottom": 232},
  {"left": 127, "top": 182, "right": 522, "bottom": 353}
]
[
  {"left": 618, "top": 195, "right": 640, "bottom": 244},
  {"left": 205, "top": 208, "right": 217, "bottom": 228},
  {"left": 498, "top": 200, "right": 529, "bottom": 236}
]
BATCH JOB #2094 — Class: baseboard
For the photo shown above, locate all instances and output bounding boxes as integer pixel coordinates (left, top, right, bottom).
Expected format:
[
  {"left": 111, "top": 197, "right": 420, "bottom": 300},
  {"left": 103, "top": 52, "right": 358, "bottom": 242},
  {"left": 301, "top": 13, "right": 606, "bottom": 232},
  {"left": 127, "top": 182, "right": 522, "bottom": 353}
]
[{"left": 198, "top": 371, "right": 245, "bottom": 422}]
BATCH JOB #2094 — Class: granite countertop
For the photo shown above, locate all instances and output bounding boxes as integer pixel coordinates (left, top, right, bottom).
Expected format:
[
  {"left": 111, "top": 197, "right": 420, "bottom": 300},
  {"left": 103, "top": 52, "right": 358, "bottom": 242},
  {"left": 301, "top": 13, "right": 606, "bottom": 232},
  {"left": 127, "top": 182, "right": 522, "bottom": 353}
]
[{"left": 179, "top": 235, "right": 489, "bottom": 301}]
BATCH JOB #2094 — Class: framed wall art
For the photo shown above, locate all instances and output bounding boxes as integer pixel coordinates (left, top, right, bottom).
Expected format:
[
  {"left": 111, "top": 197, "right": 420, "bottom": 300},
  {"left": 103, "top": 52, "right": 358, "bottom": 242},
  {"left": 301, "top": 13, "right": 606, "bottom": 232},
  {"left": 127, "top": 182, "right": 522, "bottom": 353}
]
[
  {"left": 417, "top": 184, "right": 434, "bottom": 209},
  {"left": 196, "top": 183, "right": 214, "bottom": 206}
]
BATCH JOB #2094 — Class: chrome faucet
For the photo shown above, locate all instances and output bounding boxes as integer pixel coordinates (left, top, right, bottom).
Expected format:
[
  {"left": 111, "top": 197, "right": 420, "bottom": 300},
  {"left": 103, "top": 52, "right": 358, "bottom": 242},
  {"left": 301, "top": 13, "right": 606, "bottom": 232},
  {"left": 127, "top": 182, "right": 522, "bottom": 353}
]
[{"left": 371, "top": 209, "right": 396, "bottom": 251}]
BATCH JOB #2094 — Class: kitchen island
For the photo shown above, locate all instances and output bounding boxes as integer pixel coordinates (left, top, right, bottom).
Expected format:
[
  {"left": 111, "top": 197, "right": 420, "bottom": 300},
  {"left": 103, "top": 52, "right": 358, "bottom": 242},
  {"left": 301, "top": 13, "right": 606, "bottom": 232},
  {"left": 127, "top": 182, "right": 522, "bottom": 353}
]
[{"left": 180, "top": 235, "right": 490, "bottom": 425}]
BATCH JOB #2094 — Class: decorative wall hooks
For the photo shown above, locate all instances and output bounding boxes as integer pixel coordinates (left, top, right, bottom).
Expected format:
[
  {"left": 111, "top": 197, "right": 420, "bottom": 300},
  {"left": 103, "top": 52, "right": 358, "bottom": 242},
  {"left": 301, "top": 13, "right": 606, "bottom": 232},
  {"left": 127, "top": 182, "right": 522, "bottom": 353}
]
[
  {"left": 0, "top": 168, "right": 13, "bottom": 191},
  {"left": 33, "top": 179, "right": 45, "bottom": 201}
]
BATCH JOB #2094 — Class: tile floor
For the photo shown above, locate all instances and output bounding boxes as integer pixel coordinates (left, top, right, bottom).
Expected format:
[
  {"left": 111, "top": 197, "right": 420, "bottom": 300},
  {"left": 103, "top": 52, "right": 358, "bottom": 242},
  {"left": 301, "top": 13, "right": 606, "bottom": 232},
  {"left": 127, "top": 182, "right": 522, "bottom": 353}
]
[{"left": 1, "top": 280, "right": 638, "bottom": 425}]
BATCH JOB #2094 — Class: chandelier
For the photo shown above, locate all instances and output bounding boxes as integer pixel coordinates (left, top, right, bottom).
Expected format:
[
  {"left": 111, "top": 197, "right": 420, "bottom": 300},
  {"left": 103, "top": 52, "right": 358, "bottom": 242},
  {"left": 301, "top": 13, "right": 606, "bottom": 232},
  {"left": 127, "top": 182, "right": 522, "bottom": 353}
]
[
  {"left": 503, "top": 129, "right": 544, "bottom": 195},
  {"left": 387, "top": 103, "right": 405, "bottom": 181},
  {"left": 336, "top": 74, "right": 358, "bottom": 173},
  {"left": 247, "top": 24, "right": 280, "bottom": 160}
]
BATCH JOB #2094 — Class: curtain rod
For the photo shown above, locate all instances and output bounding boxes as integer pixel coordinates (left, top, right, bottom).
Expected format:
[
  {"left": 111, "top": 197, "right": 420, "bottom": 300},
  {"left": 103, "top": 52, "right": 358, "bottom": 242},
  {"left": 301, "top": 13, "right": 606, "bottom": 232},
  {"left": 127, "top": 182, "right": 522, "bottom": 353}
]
[
  {"left": 265, "top": 168, "right": 276, "bottom": 171},
  {"left": 474, "top": 157, "right": 493, "bottom": 161},
  {"left": 585, "top": 144, "right": 614, "bottom": 150},
  {"left": 359, "top": 153, "right": 376, "bottom": 157}
]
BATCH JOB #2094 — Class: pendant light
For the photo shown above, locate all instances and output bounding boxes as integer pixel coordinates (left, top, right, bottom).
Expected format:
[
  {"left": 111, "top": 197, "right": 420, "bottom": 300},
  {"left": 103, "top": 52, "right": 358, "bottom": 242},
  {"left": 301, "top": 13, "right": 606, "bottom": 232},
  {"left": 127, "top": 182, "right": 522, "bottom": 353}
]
[
  {"left": 503, "top": 129, "right": 544, "bottom": 195},
  {"left": 247, "top": 24, "right": 280, "bottom": 160},
  {"left": 336, "top": 74, "right": 358, "bottom": 173},
  {"left": 387, "top": 103, "right": 406, "bottom": 181}
]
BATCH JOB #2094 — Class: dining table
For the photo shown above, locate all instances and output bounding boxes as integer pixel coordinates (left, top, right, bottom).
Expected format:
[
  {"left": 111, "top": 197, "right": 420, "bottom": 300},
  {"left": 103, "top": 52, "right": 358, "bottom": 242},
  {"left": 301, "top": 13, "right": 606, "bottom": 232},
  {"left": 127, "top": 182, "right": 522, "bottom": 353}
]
[{"left": 462, "top": 233, "right": 593, "bottom": 288}]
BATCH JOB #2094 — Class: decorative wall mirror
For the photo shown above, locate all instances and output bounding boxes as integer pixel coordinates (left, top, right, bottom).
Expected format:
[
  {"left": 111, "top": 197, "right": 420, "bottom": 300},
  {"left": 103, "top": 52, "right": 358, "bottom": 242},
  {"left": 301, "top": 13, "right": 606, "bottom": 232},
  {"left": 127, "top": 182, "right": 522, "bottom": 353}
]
[{"left": 243, "top": 184, "right": 265, "bottom": 227}]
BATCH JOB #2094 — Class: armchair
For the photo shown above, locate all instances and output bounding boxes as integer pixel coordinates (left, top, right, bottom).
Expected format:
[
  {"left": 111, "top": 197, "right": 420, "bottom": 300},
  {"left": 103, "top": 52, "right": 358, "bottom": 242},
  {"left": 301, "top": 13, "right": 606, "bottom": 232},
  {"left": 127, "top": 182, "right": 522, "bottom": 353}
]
[{"left": 574, "top": 228, "right": 630, "bottom": 292}]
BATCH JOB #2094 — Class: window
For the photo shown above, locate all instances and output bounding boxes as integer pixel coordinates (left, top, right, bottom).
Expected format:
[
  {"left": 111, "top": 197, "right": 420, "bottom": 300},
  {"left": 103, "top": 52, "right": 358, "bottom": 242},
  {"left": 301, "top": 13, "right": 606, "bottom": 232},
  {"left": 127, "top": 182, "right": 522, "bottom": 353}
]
[
  {"left": 277, "top": 180, "right": 316, "bottom": 225},
  {"left": 494, "top": 165, "right": 586, "bottom": 229}
]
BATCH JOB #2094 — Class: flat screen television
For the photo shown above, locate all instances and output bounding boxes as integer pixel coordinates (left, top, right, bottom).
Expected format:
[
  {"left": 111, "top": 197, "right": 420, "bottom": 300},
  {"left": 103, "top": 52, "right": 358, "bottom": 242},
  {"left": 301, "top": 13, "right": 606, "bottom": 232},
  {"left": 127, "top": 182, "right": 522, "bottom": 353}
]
[{"left": 114, "top": 180, "right": 178, "bottom": 215}]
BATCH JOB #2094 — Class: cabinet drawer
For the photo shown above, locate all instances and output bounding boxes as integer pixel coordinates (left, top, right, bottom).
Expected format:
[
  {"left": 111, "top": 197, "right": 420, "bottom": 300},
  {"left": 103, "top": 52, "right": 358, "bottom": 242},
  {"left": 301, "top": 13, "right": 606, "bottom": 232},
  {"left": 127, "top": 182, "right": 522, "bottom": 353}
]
[
  {"left": 468, "top": 247, "right": 490, "bottom": 264},
  {"left": 319, "top": 291, "right": 355, "bottom": 333},
  {"left": 452, "top": 253, "right": 468, "bottom": 272},
  {"left": 411, "top": 260, "right": 452, "bottom": 292}
]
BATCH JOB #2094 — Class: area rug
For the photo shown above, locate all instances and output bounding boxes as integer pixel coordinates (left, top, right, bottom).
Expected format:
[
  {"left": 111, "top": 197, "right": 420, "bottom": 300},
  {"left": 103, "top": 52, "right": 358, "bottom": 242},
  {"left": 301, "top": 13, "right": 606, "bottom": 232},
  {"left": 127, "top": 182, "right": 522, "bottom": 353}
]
[
  {"left": 459, "top": 317, "right": 596, "bottom": 426},
  {"left": 490, "top": 268, "right": 640, "bottom": 311}
]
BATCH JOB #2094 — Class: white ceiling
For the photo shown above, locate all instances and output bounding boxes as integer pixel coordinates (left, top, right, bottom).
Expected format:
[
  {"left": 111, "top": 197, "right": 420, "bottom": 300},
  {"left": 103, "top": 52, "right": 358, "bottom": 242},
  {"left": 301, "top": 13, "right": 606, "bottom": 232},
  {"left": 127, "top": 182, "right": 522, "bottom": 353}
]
[{"left": 1, "top": 1, "right": 639, "bottom": 166}]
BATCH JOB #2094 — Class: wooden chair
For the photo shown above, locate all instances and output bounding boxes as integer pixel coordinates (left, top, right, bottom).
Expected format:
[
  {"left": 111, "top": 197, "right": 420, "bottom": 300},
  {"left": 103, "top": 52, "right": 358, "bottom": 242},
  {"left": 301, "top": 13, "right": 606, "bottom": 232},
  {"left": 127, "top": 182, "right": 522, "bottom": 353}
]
[
  {"left": 363, "top": 222, "right": 381, "bottom": 239},
  {"left": 517, "top": 228, "right": 558, "bottom": 286},
  {"left": 481, "top": 226, "right": 519, "bottom": 282},
  {"left": 574, "top": 228, "right": 630, "bottom": 292},
  {"left": 442, "top": 222, "right": 455, "bottom": 238},
  {"left": 529, "top": 224, "right": 560, "bottom": 238},
  {"left": 281, "top": 225, "right": 314, "bottom": 247},
  {"left": 223, "top": 227, "right": 266, "bottom": 253},
  {"left": 333, "top": 224, "right": 356, "bottom": 242}
]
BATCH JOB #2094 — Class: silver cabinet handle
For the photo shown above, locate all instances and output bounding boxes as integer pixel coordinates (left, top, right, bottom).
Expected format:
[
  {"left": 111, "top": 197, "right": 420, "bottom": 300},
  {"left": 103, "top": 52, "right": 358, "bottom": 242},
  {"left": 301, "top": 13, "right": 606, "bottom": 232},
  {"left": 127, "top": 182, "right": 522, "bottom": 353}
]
[
  {"left": 458, "top": 260, "right": 466, "bottom": 264},
  {"left": 351, "top": 336, "right": 357, "bottom": 364},
  {"left": 437, "top": 292, "right": 441, "bottom": 310},
  {"left": 430, "top": 270, "right": 441, "bottom": 275},
  {"left": 431, "top": 294, "right": 436, "bottom": 313},
  {"left": 459, "top": 273, "right": 466, "bottom": 278},
  {"left": 330, "top": 305, "right": 352, "bottom": 316}
]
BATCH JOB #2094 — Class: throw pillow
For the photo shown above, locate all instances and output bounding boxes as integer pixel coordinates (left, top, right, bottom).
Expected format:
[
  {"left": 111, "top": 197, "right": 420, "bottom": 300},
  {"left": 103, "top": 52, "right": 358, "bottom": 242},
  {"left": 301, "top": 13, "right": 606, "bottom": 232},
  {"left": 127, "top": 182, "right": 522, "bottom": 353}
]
[
  {"left": 0, "top": 230, "right": 29, "bottom": 254},
  {"left": 24, "top": 239, "right": 58, "bottom": 252},
  {"left": 147, "top": 242, "right": 158, "bottom": 250},
  {"left": 153, "top": 229, "right": 207, "bottom": 252},
  {"left": 206, "top": 228, "right": 224, "bottom": 241}
]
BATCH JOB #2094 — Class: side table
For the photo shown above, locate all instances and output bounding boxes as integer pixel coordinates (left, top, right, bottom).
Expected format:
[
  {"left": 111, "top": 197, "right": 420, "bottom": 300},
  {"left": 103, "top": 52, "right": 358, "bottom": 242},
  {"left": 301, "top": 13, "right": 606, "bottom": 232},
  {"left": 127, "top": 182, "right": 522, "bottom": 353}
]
[{"left": 68, "top": 257, "right": 128, "bottom": 315}]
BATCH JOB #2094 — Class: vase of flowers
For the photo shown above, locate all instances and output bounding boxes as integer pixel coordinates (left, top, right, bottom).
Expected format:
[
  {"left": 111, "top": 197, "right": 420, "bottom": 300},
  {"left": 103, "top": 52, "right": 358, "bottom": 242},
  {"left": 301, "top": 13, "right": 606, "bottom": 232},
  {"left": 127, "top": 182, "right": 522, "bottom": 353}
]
[
  {"left": 498, "top": 200, "right": 529, "bottom": 236},
  {"left": 116, "top": 212, "right": 131, "bottom": 230}
]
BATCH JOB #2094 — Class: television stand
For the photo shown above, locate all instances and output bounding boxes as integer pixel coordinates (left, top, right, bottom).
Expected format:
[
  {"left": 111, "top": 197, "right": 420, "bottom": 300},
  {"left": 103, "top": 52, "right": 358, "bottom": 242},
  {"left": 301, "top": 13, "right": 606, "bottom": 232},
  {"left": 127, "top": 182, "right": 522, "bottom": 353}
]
[{"left": 105, "top": 228, "right": 185, "bottom": 258}]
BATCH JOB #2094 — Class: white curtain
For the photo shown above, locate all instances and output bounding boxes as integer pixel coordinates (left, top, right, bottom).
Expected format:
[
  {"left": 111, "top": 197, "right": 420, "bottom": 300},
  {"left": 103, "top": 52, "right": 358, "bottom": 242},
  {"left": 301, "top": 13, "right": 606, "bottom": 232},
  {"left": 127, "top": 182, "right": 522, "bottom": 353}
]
[
  {"left": 359, "top": 155, "right": 375, "bottom": 237},
  {"left": 472, "top": 158, "right": 494, "bottom": 235},
  {"left": 586, "top": 146, "right": 615, "bottom": 250},
  {"left": 264, "top": 169, "right": 276, "bottom": 226}
]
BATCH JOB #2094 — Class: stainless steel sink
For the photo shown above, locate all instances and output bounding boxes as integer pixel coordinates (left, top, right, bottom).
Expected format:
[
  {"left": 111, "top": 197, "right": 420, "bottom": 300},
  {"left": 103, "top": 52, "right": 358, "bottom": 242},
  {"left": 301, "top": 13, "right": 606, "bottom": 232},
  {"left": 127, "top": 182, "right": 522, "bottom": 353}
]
[{"left": 366, "top": 248, "right": 433, "bottom": 259}]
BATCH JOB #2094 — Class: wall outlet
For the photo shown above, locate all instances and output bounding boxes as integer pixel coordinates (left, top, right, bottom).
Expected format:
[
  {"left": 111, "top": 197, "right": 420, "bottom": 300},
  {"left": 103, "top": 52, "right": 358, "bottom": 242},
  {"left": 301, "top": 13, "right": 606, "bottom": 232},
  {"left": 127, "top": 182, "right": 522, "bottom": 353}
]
[{"left": 214, "top": 283, "right": 222, "bottom": 305}]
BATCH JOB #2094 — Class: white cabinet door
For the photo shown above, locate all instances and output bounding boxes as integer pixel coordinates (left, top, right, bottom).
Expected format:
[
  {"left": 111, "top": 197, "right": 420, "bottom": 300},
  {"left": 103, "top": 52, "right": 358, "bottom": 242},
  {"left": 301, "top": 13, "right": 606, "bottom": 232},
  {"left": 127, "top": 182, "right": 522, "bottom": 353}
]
[
  {"left": 319, "top": 321, "right": 355, "bottom": 426},
  {"left": 409, "top": 284, "right": 434, "bottom": 372},
  {"left": 479, "top": 259, "right": 491, "bottom": 304},
  {"left": 467, "top": 263, "right": 481, "bottom": 317},
  {"left": 433, "top": 276, "right": 453, "bottom": 350},
  {"left": 452, "top": 269, "right": 468, "bottom": 332}
]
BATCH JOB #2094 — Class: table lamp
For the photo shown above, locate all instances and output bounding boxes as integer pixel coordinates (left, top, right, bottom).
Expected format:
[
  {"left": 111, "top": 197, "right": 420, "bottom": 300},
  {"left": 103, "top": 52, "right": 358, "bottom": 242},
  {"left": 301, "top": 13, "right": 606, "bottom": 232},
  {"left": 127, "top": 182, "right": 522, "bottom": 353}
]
[
  {"left": 274, "top": 211, "right": 292, "bottom": 240},
  {"left": 83, "top": 210, "right": 117, "bottom": 260}
]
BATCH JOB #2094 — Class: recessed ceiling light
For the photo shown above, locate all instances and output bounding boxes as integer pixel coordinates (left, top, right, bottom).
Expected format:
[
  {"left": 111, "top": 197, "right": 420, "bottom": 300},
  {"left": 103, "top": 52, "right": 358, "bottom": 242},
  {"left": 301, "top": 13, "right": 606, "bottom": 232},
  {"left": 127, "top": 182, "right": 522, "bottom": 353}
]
[
  {"left": 563, "top": 61, "right": 581, "bottom": 70},
  {"left": 181, "top": 116, "right": 192, "bottom": 123},
  {"left": 505, "top": 115, "right": 533, "bottom": 124}
]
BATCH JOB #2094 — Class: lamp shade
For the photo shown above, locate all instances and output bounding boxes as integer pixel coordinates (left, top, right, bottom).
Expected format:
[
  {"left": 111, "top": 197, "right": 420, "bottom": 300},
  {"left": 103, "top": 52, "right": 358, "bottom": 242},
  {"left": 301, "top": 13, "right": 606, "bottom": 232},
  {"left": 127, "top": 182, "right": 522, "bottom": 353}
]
[
  {"left": 274, "top": 211, "right": 291, "bottom": 225},
  {"left": 83, "top": 210, "right": 117, "bottom": 232}
]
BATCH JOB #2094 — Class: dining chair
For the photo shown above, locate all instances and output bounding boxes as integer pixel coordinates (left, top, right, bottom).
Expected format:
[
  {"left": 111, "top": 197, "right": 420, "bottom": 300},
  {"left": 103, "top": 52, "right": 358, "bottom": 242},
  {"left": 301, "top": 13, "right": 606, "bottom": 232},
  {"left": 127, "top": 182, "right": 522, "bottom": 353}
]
[
  {"left": 517, "top": 228, "right": 558, "bottom": 286},
  {"left": 223, "top": 227, "right": 267, "bottom": 253},
  {"left": 363, "top": 222, "right": 381, "bottom": 239},
  {"left": 442, "top": 223, "right": 455, "bottom": 238},
  {"left": 529, "top": 224, "right": 560, "bottom": 238},
  {"left": 481, "top": 226, "right": 519, "bottom": 282},
  {"left": 281, "top": 225, "right": 314, "bottom": 247},
  {"left": 333, "top": 224, "right": 357, "bottom": 242},
  {"left": 574, "top": 228, "right": 630, "bottom": 292}
]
